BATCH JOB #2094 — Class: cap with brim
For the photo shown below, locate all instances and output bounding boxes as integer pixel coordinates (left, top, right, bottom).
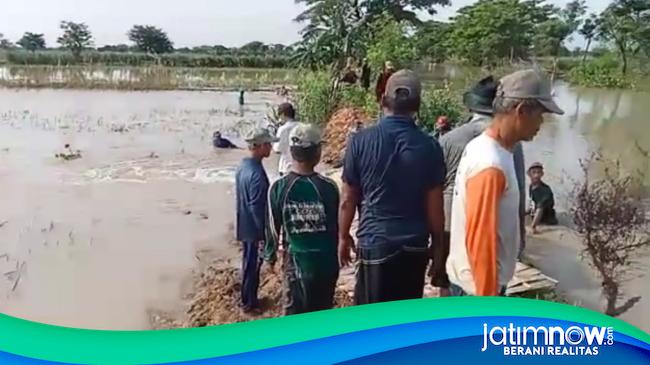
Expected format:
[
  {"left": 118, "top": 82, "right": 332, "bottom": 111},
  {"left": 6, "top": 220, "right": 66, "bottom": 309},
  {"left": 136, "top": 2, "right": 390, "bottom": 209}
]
[
  {"left": 463, "top": 75, "right": 498, "bottom": 114},
  {"left": 497, "top": 69, "right": 564, "bottom": 115},
  {"left": 385, "top": 69, "right": 421, "bottom": 101},
  {"left": 244, "top": 128, "right": 279, "bottom": 144},
  {"left": 289, "top": 123, "right": 323, "bottom": 148},
  {"left": 529, "top": 162, "right": 544, "bottom": 170},
  {"left": 537, "top": 98, "right": 564, "bottom": 115}
]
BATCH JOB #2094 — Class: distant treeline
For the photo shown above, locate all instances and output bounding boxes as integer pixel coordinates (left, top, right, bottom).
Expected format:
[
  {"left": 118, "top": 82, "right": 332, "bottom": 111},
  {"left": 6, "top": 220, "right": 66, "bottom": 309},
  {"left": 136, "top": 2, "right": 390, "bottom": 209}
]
[{"left": 0, "top": 24, "right": 295, "bottom": 68}]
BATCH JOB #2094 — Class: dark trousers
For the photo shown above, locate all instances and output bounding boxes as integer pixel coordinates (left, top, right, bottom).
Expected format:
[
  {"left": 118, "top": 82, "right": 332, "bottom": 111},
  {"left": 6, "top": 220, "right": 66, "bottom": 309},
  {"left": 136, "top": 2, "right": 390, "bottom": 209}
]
[
  {"left": 241, "top": 241, "right": 263, "bottom": 310},
  {"left": 283, "top": 251, "right": 338, "bottom": 315},
  {"left": 428, "top": 232, "right": 450, "bottom": 288},
  {"left": 354, "top": 250, "right": 428, "bottom": 305}
]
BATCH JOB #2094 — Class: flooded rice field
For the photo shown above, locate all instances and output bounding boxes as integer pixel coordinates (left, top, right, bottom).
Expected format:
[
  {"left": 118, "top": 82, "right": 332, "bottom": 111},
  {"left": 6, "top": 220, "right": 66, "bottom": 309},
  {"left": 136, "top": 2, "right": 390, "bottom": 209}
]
[
  {"left": 0, "top": 81, "right": 648, "bottom": 331},
  {"left": 0, "top": 66, "right": 295, "bottom": 90},
  {"left": 0, "top": 89, "right": 282, "bottom": 330}
]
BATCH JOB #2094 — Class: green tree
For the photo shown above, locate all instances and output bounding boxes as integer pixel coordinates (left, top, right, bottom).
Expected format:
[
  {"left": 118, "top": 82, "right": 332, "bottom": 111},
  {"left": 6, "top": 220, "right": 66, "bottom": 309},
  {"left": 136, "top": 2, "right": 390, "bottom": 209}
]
[
  {"left": 532, "top": 1, "right": 586, "bottom": 58},
  {"left": 296, "top": 0, "right": 450, "bottom": 28},
  {"left": 57, "top": 21, "right": 93, "bottom": 58},
  {"left": 239, "top": 41, "right": 269, "bottom": 54},
  {"left": 448, "top": 0, "right": 539, "bottom": 65},
  {"left": 293, "top": 0, "right": 450, "bottom": 69},
  {"left": 0, "top": 33, "right": 14, "bottom": 49},
  {"left": 579, "top": 14, "right": 600, "bottom": 63},
  {"left": 17, "top": 32, "right": 46, "bottom": 51},
  {"left": 598, "top": 0, "right": 649, "bottom": 75},
  {"left": 97, "top": 44, "right": 133, "bottom": 52},
  {"left": 414, "top": 21, "right": 451, "bottom": 63},
  {"left": 127, "top": 25, "right": 174, "bottom": 54},
  {"left": 366, "top": 15, "right": 417, "bottom": 70},
  {"left": 293, "top": 0, "right": 365, "bottom": 70}
]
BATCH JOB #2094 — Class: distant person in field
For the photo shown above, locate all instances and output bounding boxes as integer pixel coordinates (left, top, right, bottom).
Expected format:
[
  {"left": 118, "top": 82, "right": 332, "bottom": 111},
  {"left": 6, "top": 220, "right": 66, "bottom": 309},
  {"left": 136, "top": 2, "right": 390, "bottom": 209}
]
[
  {"left": 360, "top": 58, "right": 371, "bottom": 91},
  {"left": 239, "top": 90, "right": 245, "bottom": 106},
  {"left": 339, "top": 70, "right": 446, "bottom": 304},
  {"left": 266, "top": 123, "right": 340, "bottom": 315},
  {"left": 273, "top": 103, "right": 299, "bottom": 177},
  {"left": 446, "top": 70, "right": 564, "bottom": 297},
  {"left": 527, "top": 162, "right": 558, "bottom": 234},
  {"left": 340, "top": 57, "right": 359, "bottom": 85},
  {"left": 235, "top": 128, "right": 278, "bottom": 313},
  {"left": 434, "top": 116, "right": 452, "bottom": 139},
  {"left": 213, "top": 131, "right": 238, "bottom": 149},
  {"left": 375, "top": 61, "right": 396, "bottom": 103}
]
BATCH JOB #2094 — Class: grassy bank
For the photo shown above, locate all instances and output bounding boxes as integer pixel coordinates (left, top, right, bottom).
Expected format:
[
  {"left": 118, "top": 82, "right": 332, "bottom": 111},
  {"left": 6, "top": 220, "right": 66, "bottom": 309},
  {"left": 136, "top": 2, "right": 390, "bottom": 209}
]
[
  {"left": 0, "top": 50, "right": 292, "bottom": 69},
  {"left": 0, "top": 65, "right": 296, "bottom": 90}
]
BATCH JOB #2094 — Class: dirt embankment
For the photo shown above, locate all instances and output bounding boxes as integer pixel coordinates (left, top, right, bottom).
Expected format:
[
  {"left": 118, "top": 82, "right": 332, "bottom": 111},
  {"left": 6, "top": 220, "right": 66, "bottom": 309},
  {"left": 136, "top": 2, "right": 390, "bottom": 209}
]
[
  {"left": 150, "top": 259, "right": 355, "bottom": 329},
  {"left": 322, "top": 108, "right": 371, "bottom": 166}
]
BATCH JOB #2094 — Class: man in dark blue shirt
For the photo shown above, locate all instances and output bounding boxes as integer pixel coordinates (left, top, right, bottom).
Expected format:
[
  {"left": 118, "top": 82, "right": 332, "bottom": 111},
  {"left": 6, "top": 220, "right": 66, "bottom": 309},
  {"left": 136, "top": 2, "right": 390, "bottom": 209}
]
[
  {"left": 236, "top": 127, "right": 277, "bottom": 312},
  {"left": 339, "top": 70, "right": 447, "bottom": 304}
]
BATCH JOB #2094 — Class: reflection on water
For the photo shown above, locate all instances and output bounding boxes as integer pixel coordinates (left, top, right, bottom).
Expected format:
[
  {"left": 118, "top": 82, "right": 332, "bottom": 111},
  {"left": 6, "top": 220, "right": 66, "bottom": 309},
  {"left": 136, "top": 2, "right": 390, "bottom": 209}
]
[{"left": 524, "top": 81, "right": 650, "bottom": 208}]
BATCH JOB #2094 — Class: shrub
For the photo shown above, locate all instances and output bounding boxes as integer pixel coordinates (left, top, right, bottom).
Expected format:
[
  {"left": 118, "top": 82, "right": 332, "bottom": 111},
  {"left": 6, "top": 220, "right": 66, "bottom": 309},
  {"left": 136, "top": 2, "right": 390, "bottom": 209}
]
[
  {"left": 294, "top": 71, "right": 336, "bottom": 125},
  {"left": 418, "top": 84, "right": 465, "bottom": 133},
  {"left": 571, "top": 154, "right": 650, "bottom": 317},
  {"left": 338, "top": 85, "right": 378, "bottom": 120},
  {"left": 568, "top": 55, "right": 635, "bottom": 89}
]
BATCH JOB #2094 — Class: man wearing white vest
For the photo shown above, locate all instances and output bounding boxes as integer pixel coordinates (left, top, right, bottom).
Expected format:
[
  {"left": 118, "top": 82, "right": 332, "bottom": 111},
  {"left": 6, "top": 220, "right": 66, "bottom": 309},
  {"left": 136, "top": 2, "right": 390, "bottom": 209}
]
[{"left": 447, "top": 69, "right": 564, "bottom": 297}]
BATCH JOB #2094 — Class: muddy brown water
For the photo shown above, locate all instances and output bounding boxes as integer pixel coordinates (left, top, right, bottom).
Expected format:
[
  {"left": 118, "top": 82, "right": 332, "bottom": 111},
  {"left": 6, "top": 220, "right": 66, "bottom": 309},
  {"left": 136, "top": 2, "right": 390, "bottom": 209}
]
[
  {"left": 523, "top": 82, "right": 650, "bottom": 332},
  {"left": 0, "top": 83, "right": 648, "bottom": 331},
  {"left": 0, "top": 89, "right": 282, "bottom": 330}
]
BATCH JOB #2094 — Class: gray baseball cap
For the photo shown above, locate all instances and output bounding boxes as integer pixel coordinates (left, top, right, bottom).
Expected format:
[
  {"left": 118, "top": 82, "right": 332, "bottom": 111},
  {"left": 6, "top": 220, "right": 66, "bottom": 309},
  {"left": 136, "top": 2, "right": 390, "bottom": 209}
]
[
  {"left": 497, "top": 69, "right": 564, "bottom": 115},
  {"left": 289, "top": 123, "right": 323, "bottom": 148},
  {"left": 385, "top": 69, "right": 422, "bottom": 101},
  {"left": 244, "top": 127, "right": 279, "bottom": 144}
]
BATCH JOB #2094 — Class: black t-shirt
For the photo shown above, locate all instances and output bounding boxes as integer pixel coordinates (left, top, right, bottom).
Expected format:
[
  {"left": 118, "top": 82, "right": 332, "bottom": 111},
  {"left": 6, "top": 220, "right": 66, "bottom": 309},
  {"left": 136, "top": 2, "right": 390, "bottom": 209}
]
[{"left": 530, "top": 182, "right": 558, "bottom": 225}]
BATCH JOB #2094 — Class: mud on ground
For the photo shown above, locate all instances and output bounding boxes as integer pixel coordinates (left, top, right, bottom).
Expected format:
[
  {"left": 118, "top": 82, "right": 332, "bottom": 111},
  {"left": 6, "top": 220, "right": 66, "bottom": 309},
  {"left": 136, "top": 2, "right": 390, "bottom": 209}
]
[{"left": 150, "top": 259, "right": 354, "bottom": 329}]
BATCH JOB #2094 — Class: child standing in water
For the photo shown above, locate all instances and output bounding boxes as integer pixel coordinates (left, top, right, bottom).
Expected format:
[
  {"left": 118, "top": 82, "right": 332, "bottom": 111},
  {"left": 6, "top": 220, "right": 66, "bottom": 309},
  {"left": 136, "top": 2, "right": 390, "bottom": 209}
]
[{"left": 528, "top": 162, "right": 559, "bottom": 234}]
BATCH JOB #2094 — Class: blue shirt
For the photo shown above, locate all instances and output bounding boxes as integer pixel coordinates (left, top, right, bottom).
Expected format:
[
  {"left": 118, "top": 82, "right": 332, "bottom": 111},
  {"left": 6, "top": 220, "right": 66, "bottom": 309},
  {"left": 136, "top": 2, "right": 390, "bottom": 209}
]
[
  {"left": 236, "top": 157, "right": 269, "bottom": 242},
  {"left": 342, "top": 116, "right": 445, "bottom": 257}
]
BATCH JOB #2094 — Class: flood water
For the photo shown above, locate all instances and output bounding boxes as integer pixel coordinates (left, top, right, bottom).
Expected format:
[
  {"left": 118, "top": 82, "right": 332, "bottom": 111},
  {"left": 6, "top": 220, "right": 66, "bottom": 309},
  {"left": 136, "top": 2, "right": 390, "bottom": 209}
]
[
  {"left": 0, "top": 89, "right": 281, "bottom": 330},
  {"left": 0, "top": 82, "right": 648, "bottom": 331}
]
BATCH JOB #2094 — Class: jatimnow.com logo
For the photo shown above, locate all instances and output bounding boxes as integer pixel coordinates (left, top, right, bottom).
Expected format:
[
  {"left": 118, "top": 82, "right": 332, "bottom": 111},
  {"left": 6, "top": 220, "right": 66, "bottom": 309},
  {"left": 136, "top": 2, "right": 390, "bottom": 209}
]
[{"left": 481, "top": 323, "right": 614, "bottom": 356}]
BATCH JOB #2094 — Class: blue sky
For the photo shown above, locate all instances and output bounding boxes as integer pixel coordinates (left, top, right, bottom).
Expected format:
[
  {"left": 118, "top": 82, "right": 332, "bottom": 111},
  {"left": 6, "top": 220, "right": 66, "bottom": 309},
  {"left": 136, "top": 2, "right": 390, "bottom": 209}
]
[{"left": 0, "top": 0, "right": 611, "bottom": 47}]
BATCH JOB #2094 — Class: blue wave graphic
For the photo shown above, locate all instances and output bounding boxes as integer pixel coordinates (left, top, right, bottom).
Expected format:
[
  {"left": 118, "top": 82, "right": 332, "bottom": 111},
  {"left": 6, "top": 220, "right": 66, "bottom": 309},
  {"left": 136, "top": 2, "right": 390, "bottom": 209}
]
[{"left": 0, "top": 316, "right": 647, "bottom": 364}]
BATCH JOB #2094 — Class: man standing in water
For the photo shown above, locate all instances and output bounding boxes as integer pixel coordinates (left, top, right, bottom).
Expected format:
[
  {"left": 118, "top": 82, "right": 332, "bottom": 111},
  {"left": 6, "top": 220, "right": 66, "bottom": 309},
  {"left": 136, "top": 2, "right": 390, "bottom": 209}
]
[
  {"left": 236, "top": 128, "right": 277, "bottom": 313},
  {"left": 339, "top": 70, "right": 446, "bottom": 304},
  {"left": 273, "top": 103, "right": 299, "bottom": 177},
  {"left": 266, "top": 123, "right": 340, "bottom": 315},
  {"left": 446, "top": 70, "right": 563, "bottom": 297}
]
